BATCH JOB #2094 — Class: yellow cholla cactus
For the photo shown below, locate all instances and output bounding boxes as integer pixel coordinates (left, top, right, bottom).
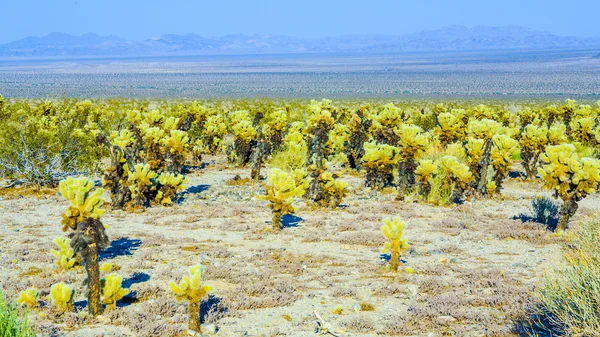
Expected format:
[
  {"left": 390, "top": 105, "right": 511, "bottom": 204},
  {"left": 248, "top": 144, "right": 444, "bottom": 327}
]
[
  {"left": 437, "top": 155, "right": 474, "bottom": 194},
  {"left": 17, "top": 288, "right": 39, "bottom": 309},
  {"left": 570, "top": 117, "right": 597, "bottom": 145},
  {"left": 467, "top": 118, "right": 502, "bottom": 140},
  {"left": 394, "top": 124, "right": 430, "bottom": 158},
  {"left": 128, "top": 163, "right": 157, "bottom": 187},
  {"left": 520, "top": 124, "right": 549, "bottom": 178},
  {"left": 538, "top": 144, "right": 600, "bottom": 230},
  {"left": 232, "top": 119, "right": 257, "bottom": 142},
  {"left": 169, "top": 265, "right": 213, "bottom": 302},
  {"left": 50, "top": 237, "right": 77, "bottom": 271},
  {"left": 320, "top": 171, "right": 349, "bottom": 208},
  {"left": 163, "top": 116, "right": 181, "bottom": 132},
  {"left": 415, "top": 159, "right": 437, "bottom": 184},
  {"left": 548, "top": 123, "right": 568, "bottom": 145},
  {"left": 100, "top": 262, "right": 117, "bottom": 274},
  {"left": 257, "top": 168, "right": 306, "bottom": 230},
  {"left": 468, "top": 104, "right": 496, "bottom": 120},
  {"left": 490, "top": 134, "right": 520, "bottom": 186},
  {"left": 144, "top": 110, "right": 166, "bottom": 125},
  {"left": 59, "top": 177, "right": 105, "bottom": 231},
  {"left": 381, "top": 217, "right": 410, "bottom": 272},
  {"left": 169, "top": 265, "right": 214, "bottom": 333},
  {"left": 101, "top": 273, "right": 129, "bottom": 310},
  {"left": 445, "top": 142, "right": 467, "bottom": 161},
  {"left": 156, "top": 172, "right": 188, "bottom": 205},
  {"left": 110, "top": 129, "right": 136, "bottom": 149},
  {"left": 362, "top": 141, "right": 398, "bottom": 189},
  {"left": 415, "top": 159, "right": 437, "bottom": 197},
  {"left": 50, "top": 282, "right": 74, "bottom": 315},
  {"left": 163, "top": 129, "right": 190, "bottom": 154},
  {"left": 434, "top": 112, "right": 464, "bottom": 145},
  {"left": 140, "top": 125, "right": 166, "bottom": 145}
]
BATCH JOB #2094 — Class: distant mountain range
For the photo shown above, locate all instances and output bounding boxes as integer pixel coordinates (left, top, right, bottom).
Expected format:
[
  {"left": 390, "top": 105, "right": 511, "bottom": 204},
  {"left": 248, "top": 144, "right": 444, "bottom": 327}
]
[{"left": 1, "top": 25, "right": 600, "bottom": 58}]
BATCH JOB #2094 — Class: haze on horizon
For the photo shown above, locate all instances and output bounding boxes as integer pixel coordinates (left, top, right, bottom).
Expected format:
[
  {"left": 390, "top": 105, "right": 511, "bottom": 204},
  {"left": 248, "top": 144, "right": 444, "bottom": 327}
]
[{"left": 2, "top": 0, "right": 600, "bottom": 44}]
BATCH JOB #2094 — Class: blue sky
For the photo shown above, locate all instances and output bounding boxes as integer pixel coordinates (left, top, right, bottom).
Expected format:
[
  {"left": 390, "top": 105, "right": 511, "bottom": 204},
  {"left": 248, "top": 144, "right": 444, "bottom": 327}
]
[{"left": 1, "top": 0, "right": 599, "bottom": 43}]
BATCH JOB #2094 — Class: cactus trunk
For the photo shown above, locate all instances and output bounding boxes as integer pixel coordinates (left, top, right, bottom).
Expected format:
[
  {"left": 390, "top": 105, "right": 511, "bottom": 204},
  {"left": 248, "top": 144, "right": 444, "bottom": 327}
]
[
  {"left": 273, "top": 212, "right": 282, "bottom": 231},
  {"left": 85, "top": 243, "right": 102, "bottom": 316},
  {"left": 188, "top": 300, "right": 201, "bottom": 333},
  {"left": 557, "top": 200, "right": 578, "bottom": 231},
  {"left": 476, "top": 140, "right": 493, "bottom": 195},
  {"left": 390, "top": 249, "right": 399, "bottom": 272}
]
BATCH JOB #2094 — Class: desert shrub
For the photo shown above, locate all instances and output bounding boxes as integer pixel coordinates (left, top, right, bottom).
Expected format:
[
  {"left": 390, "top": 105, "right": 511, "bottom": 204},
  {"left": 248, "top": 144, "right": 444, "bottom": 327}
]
[
  {"left": 0, "top": 101, "right": 101, "bottom": 186},
  {"left": 533, "top": 221, "right": 600, "bottom": 335},
  {"left": 0, "top": 291, "right": 36, "bottom": 337}
]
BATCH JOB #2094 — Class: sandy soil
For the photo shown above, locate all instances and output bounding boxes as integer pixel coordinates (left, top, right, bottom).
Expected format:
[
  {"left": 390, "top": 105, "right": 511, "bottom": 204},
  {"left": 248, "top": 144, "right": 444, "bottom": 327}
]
[{"left": 1, "top": 155, "right": 599, "bottom": 337}]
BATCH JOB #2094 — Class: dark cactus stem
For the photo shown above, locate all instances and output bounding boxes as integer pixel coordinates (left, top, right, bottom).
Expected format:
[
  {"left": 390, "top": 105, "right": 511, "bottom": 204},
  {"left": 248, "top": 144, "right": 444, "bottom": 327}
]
[
  {"left": 71, "top": 218, "right": 109, "bottom": 317},
  {"left": 557, "top": 199, "right": 578, "bottom": 231},
  {"left": 250, "top": 137, "right": 266, "bottom": 180},
  {"left": 397, "top": 159, "right": 416, "bottom": 192},
  {"left": 188, "top": 300, "right": 201, "bottom": 332},
  {"left": 476, "top": 140, "right": 493, "bottom": 195},
  {"left": 273, "top": 212, "right": 282, "bottom": 231}
]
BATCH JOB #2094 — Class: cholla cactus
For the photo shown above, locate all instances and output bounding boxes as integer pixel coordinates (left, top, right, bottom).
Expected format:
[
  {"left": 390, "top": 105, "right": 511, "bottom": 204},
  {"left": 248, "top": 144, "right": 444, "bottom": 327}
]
[
  {"left": 468, "top": 104, "right": 496, "bottom": 120},
  {"left": 140, "top": 125, "right": 166, "bottom": 170},
  {"left": 394, "top": 124, "right": 430, "bottom": 192},
  {"left": 169, "top": 265, "right": 214, "bottom": 333},
  {"left": 101, "top": 273, "right": 129, "bottom": 311},
  {"left": 538, "top": 144, "right": 600, "bottom": 230},
  {"left": 192, "top": 139, "right": 204, "bottom": 165},
  {"left": 436, "top": 156, "right": 474, "bottom": 200},
  {"left": 370, "top": 103, "right": 403, "bottom": 144},
  {"left": 257, "top": 168, "right": 306, "bottom": 230},
  {"left": 17, "top": 288, "right": 39, "bottom": 309},
  {"left": 50, "top": 282, "right": 74, "bottom": 315},
  {"left": 59, "top": 176, "right": 109, "bottom": 317},
  {"left": 548, "top": 123, "right": 568, "bottom": 145},
  {"left": 96, "top": 134, "right": 132, "bottom": 209},
  {"left": 520, "top": 124, "right": 549, "bottom": 178},
  {"left": 128, "top": 163, "right": 158, "bottom": 207},
  {"left": 306, "top": 100, "right": 336, "bottom": 203},
  {"left": 203, "top": 115, "right": 227, "bottom": 154},
  {"left": 570, "top": 117, "right": 597, "bottom": 146},
  {"left": 490, "top": 135, "right": 520, "bottom": 193},
  {"left": 318, "top": 170, "right": 348, "bottom": 208},
  {"left": 467, "top": 118, "right": 503, "bottom": 195},
  {"left": 156, "top": 172, "right": 188, "bottom": 206},
  {"left": 344, "top": 108, "right": 371, "bottom": 170},
  {"left": 50, "top": 237, "right": 77, "bottom": 271},
  {"left": 263, "top": 109, "right": 288, "bottom": 154},
  {"left": 163, "top": 129, "right": 190, "bottom": 172},
  {"left": 434, "top": 111, "right": 465, "bottom": 146},
  {"left": 59, "top": 177, "right": 105, "bottom": 231},
  {"left": 415, "top": 159, "right": 437, "bottom": 197},
  {"left": 362, "top": 141, "right": 398, "bottom": 189},
  {"left": 231, "top": 119, "right": 257, "bottom": 166},
  {"left": 381, "top": 217, "right": 410, "bottom": 272}
]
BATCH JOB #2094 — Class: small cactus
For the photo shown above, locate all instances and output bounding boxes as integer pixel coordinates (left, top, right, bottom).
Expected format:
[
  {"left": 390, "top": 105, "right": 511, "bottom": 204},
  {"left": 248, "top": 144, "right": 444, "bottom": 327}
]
[
  {"left": 101, "top": 273, "right": 129, "bottom": 311},
  {"left": 17, "top": 288, "right": 39, "bottom": 309},
  {"left": 50, "top": 283, "right": 74, "bottom": 315},
  {"left": 169, "top": 265, "right": 214, "bottom": 333},
  {"left": 381, "top": 217, "right": 410, "bottom": 272},
  {"left": 50, "top": 237, "right": 77, "bottom": 271},
  {"left": 257, "top": 168, "right": 306, "bottom": 230}
]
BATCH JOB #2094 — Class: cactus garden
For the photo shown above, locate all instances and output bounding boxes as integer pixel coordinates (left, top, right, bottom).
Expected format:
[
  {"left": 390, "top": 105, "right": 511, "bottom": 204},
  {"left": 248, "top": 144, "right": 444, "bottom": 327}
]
[{"left": 0, "top": 97, "right": 599, "bottom": 336}]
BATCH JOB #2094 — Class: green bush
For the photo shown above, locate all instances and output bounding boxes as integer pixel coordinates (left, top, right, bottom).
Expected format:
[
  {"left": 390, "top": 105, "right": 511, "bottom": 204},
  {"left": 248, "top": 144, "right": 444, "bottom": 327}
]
[{"left": 0, "top": 291, "right": 36, "bottom": 337}]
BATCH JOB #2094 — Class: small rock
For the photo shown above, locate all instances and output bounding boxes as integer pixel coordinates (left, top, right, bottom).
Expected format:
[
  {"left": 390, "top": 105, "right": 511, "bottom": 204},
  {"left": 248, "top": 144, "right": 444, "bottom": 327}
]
[
  {"left": 435, "top": 315, "right": 457, "bottom": 325},
  {"left": 201, "top": 324, "right": 218, "bottom": 335}
]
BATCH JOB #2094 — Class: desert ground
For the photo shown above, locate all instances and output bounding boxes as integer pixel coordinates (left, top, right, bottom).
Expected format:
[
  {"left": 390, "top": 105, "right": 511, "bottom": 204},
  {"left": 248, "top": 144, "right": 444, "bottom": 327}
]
[{"left": 1, "top": 155, "right": 598, "bottom": 337}]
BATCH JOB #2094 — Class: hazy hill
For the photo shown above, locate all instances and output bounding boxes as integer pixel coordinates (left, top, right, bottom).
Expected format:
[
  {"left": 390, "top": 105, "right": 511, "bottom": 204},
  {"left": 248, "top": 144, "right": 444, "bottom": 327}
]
[{"left": 1, "top": 25, "right": 599, "bottom": 58}]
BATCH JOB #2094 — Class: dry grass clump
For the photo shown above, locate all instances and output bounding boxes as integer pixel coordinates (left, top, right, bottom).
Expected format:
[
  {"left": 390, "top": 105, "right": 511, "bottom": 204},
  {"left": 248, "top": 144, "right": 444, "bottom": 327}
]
[
  {"left": 225, "top": 278, "right": 298, "bottom": 310},
  {"left": 527, "top": 221, "right": 600, "bottom": 336},
  {"left": 342, "top": 315, "right": 376, "bottom": 333},
  {"left": 335, "top": 231, "right": 383, "bottom": 247},
  {"left": 330, "top": 287, "right": 357, "bottom": 298}
]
